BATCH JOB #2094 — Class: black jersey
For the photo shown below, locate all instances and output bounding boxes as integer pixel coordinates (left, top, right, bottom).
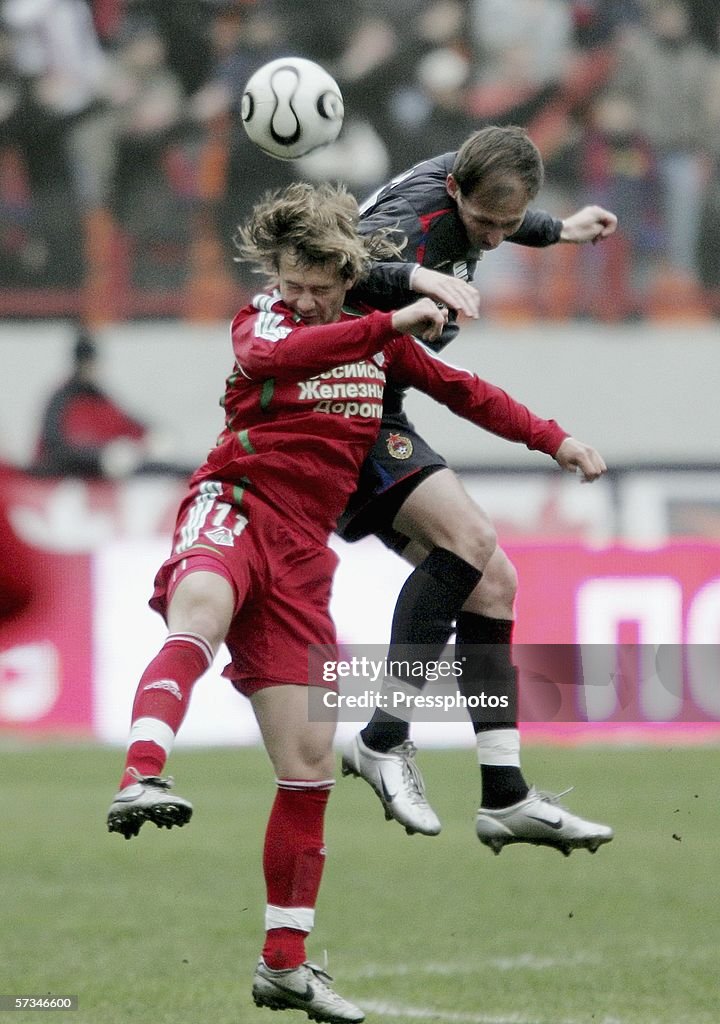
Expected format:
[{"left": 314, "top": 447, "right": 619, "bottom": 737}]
[
  {"left": 360, "top": 151, "right": 561, "bottom": 284},
  {"left": 353, "top": 151, "right": 563, "bottom": 415}
]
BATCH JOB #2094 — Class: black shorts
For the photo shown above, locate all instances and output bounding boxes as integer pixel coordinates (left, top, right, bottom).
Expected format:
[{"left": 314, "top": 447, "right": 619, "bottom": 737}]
[{"left": 336, "top": 411, "right": 447, "bottom": 552}]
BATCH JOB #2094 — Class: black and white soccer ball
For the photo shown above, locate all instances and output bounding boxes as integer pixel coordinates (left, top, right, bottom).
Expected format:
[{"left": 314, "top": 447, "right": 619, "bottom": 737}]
[{"left": 241, "top": 57, "right": 344, "bottom": 160}]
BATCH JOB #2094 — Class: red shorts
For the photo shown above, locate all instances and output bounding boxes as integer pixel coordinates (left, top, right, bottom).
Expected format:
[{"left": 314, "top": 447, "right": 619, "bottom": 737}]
[{"left": 150, "top": 482, "right": 339, "bottom": 695}]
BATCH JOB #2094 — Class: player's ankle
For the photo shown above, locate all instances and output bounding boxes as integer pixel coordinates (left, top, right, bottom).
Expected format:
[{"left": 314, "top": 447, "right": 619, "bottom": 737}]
[{"left": 360, "top": 720, "right": 409, "bottom": 753}]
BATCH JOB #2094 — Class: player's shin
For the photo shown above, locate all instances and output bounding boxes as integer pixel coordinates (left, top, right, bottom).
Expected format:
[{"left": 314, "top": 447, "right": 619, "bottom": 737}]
[
  {"left": 262, "top": 779, "right": 334, "bottom": 971},
  {"left": 360, "top": 547, "right": 482, "bottom": 752},
  {"left": 120, "top": 631, "right": 214, "bottom": 787},
  {"left": 455, "top": 612, "right": 529, "bottom": 808}
]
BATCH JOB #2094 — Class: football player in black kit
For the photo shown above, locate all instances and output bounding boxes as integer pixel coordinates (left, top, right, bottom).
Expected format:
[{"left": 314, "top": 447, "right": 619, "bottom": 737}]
[{"left": 340, "top": 125, "right": 617, "bottom": 856}]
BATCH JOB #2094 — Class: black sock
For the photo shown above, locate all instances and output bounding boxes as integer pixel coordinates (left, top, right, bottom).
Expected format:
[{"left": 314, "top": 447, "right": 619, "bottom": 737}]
[
  {"left": 455, "top": 611, "right": 529, "bottom": 807},
  {"left": 361, "top": 548, "right": 482, "bottom": 753},
  {"left": 455, "top": 611, "right": 518, "bottom": 732},
  {"left": 479, "top": 764, "right": 529, "bottom": 809}
]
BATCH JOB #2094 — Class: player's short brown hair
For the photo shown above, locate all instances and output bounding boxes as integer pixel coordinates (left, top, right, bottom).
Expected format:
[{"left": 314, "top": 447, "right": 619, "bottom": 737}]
[
  {"left": 234, "top": 182, "right": 402, "bottom": 282},
  {"left": 452, "top": 125, "right": 544, "bottom": 202}
]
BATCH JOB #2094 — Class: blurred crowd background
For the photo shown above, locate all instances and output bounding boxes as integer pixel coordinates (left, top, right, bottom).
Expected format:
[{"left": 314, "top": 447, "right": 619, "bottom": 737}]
[{"left": 1, "top": 0, "right": 719, "bottom": 323}]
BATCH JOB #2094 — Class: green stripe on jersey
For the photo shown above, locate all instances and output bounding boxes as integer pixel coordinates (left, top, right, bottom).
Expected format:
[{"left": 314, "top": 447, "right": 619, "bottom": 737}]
[
  {"left": 233, "top": 483, "right": 246, "bottom": 507},
  {"left": 237, "top": 428, "right": 255, "bottom": 454},
  {"left": 342, "top": 304, "right": 365, "bottom": 318},
  {"left": 260, "top": 378, "right": 275, "bottom": 411}
]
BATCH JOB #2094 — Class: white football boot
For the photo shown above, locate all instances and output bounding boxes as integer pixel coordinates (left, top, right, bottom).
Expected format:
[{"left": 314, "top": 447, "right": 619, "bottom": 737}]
[
  {"left": 341, "top": 734, "right": 441, "bottom": 836},
  {"left": 475, "top": 786, "right": 614, "bottom": 856},
  {"left": 252, "top": 958, "right": 364, "bottom": 1023},
  {"left": 107, "top": 768, "right": 193, "bottom": 839}
]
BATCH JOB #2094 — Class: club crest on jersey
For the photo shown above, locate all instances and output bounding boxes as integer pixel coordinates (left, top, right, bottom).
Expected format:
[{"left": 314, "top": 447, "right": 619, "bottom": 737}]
[{"left": 386, "top": 433, "right": 413, "bottom": 460}]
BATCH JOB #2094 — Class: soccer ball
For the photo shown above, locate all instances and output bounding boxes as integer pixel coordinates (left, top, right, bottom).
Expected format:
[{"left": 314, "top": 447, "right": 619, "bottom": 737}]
[{"left": 241, "top": 57, "right": 344, "bottom": 160}]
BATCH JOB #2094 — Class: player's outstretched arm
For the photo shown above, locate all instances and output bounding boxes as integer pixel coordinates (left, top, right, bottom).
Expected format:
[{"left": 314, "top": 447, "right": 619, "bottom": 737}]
[
  {"left": 554, "top": 437, "right": 607, "bottom": 482},
  {"left": 559, "top": 206, "right": 618, "bottom": 244},
  {"left": 410, "top": 267, "right": 481, "bottom": 319}
]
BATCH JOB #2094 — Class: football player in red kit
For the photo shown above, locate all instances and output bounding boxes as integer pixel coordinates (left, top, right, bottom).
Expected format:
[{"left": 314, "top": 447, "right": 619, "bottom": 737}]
[{"left": 106, "top": 181, "right": 605, "bottom": 1024}]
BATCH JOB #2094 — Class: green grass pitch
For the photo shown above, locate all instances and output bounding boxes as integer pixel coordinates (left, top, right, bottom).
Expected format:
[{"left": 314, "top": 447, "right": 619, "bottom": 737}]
[{"left": 2, "top": 742, "right": 718, "bottom": 1024}]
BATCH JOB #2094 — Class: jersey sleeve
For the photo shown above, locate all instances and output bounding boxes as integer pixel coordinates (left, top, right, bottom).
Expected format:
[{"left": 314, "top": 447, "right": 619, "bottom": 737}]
[
  {"left": 231, "top": 304, "right": 400, "bottom": 381},
  {"left": 350, "top": 262, "right": 418, "bottom": 311},
  {"left": 508, "top": 209, "right": 563, "bottom": 247},
  {"left": 385, "top": 335, "right": 568, "bottom": 456}
]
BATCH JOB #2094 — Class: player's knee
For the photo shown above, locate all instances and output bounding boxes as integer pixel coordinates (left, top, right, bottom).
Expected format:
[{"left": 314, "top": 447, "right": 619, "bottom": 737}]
[
  {"left": 482, "top": 551, "right": 518, "bottom": 606},
  {"left": 294, "top": 738, "right": 335, "bottom": 780},
  {"left": 452, "top": 516, "right": 497, "bottom": 570},
  {"left": 169, "top": 574, "right": 233, "bottom": 651},
  {"left": 184, "top": 610, "right": 225, "bottom": 652},
  {"left": 173, "top": 595, "right": 227, "bottom": 651}
]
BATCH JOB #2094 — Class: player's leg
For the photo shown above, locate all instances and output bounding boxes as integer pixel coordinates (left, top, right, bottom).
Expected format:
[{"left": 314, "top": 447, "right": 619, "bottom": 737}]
[
  {"left": 229, "top": 521, "right": 364, "bottom": 1022},
  {"left": 252, "top": 684, "right": 336, "bottom": 971},
  {"left": 453, "top": 545, "right": 527, "bottom": 809},
  {"left": 250, "top": 686, "right": 364, "bottom": 1023},
  {"left": 458, "top": 555, "right": 613, "bottom": 855},
  {"left": 107, "top": 564, "right": 235, "bottom": 839},
  {"left": 339, "top": 429, "right": 495, "bottom": 773},
  {"left": 346, "top": 467, "right": 613, "bottom": 853},
  {"left": 107, "top": 482, "right": 253, "bottom": 839},
  {"left": 362, "top": 468, "right": 494, "bottom": 751},
  {"left": 343, "top": 469, "right": 494, "bottom": 835}
]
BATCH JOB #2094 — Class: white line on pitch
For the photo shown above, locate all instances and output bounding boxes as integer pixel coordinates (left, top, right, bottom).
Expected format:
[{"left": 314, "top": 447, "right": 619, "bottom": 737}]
[
  {"left": 340, "top": 952, "right": 599, "bottom": 980},
  {"left": 359, "top": 1001, "right": 608, "bottom": 1024}
]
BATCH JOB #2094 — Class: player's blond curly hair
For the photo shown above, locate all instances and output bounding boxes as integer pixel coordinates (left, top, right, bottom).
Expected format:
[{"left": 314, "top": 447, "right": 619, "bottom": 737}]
[{"left": 234, "top": 181, "right": 403, "bottom": 282}]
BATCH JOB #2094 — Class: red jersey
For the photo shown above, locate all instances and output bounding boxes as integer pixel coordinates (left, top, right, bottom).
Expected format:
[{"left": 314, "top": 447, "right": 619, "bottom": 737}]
[{"left": 192, "top": 290, "right": 567, "bottom": 541}]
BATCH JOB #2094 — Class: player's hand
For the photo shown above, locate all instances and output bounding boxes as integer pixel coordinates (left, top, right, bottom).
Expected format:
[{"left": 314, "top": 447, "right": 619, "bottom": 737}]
[
  {"left": 392, "top": 297, "right": 448, "bottom": 343},
  {"left": 410, "top": 266, "right": 480, "bottom": 318},
  {"left": 554, "top": 437, "right": 607, "bottom": 483},
  {"left": 559, "top": 206, "right": 618, "bottom": 244}
]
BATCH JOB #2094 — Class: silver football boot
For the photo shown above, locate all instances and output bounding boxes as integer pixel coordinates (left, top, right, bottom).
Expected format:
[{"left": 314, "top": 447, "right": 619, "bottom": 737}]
[
  {"left": 252, "top": 958, "right": 364, "bottom": 1023},
  {"left": 475, "top": 786, "right": 614, "bottom": 856},
  {"left": 107, "top": 768, "right": 193, "bottom": 839},
  {"left": 341, "top": 733, "right": 441, "bottom": 836}
]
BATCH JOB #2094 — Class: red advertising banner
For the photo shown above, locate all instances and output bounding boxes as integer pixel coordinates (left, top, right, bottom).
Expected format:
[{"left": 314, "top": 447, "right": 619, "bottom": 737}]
[
  {"left": 0, "top": 550, "right": 94, "bottom": 734},
  {"left": 0, "top": 472, "right": 184, "bottom": 737},
  {"left": 509, "top": 542, "right": 720, "bottom": 742},
  {"left": 1, "top": 473, "right": 719, "bottom": 742}
]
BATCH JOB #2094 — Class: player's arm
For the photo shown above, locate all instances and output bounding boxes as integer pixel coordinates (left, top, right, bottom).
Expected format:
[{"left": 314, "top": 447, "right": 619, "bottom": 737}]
[
  {"left": 233, "top": 307, "right": 397, "bottom": 381},
  {"left": 353, "top": 262, "right": 416, "bottom": 310},
  {"left": 355, "top": 254, "right": 476, "bottom": 356},
  {"left": 409, "top": 266, "right": 480, "bottom": 318},
  {"left": 232, "top": 299, "right": 446, "bottom": 381},
  {"left": 510, "top": 206, "right": 617, "bottom": 247},
  {"left": 508, "top": 209, "right": 563, "bottom": 247},
  {"left": 386, "top": 335, "right": 607, "bottom": 478},
  {"left": 553, "top": 436, "right": 607, "bottom": 482},
  {"left": 357, "top": 263, "right": 480, "bottom": 319},
  {"left": 558, "top": 206, "right": 617, "bottom": 244}
]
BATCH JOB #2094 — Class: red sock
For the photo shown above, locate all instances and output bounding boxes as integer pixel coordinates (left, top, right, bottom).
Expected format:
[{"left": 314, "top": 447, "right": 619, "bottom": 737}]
[
  {"left": 119, "top": 632, "right": 213, "bottom": 789},
  {"left": 261, "top": 779, "right": 334, "bottom": 971}
]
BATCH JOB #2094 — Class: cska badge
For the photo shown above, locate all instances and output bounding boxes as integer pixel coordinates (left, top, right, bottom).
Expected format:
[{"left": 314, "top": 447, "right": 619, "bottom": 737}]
[{"left": 386, "top": 433, "right": 413, "bottom": 460}]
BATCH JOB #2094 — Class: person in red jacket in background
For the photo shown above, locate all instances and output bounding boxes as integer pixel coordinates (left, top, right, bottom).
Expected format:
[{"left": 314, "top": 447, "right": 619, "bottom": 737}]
[{"left": 32, "top": 330, "right": 150, "bottom": 479}]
